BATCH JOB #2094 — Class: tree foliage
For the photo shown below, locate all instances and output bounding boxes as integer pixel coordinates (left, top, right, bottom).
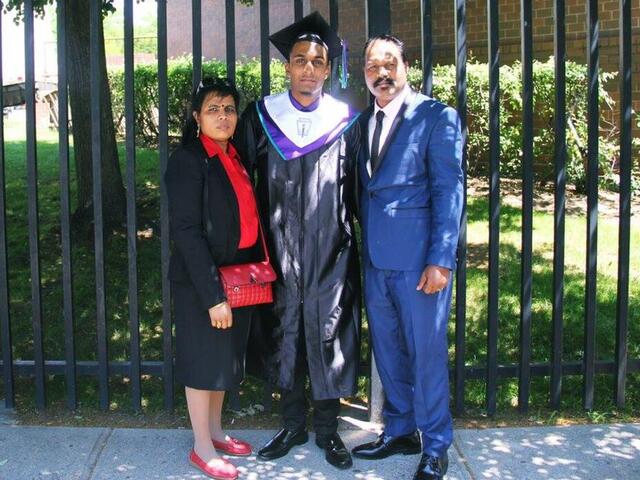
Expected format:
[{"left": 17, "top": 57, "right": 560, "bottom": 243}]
[{"left": 3, "top": 0, "right": 116, "bottom": 18}]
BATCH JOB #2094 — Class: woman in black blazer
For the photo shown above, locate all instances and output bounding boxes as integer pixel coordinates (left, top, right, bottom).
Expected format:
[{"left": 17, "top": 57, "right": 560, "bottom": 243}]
[{"left": 165, "top": 78, "right": 260, "bottom": 480}]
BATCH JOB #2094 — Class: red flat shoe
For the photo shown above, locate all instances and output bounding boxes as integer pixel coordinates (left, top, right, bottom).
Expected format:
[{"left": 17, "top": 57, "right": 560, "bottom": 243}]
[
  {"left": 188, "top": 450, "right": 238, "bottom": 480},
  {"left": 212, "top": 436, "right": 253, "bottom": 456}
]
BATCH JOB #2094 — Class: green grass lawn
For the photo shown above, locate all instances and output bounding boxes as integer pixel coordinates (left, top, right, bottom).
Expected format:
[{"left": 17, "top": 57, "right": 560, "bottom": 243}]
[
  {"left": 1, "top": 116, "right": 638, "bottom": 423},
  {"left": 460, "top": 195, "right": 640, "bottom": 414}
]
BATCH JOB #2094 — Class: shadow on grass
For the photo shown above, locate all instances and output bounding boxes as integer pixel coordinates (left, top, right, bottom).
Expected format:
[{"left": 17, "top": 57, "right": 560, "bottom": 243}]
[
  {"left": 466, "top": 194, "right": 523, "bottom": 234},
  {"left": 453, "top": 238, "right": 640, "bottom": 412}
]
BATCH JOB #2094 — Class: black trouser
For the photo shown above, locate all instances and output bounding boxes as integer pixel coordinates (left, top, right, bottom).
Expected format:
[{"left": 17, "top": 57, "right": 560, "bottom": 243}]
[{"left": 281, "top": 320, "right": 340, "bottom": 442}]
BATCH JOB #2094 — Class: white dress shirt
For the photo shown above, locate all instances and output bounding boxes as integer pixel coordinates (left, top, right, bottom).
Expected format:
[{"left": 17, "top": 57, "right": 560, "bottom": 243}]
[{"left": 367, "top": 84, "right": 412, "bottom": 175}]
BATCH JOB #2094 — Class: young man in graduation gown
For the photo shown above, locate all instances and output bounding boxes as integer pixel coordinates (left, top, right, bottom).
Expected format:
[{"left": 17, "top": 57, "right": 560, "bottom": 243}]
[{"left": 234, "top": 12, "right": 361, "bottom": 470}]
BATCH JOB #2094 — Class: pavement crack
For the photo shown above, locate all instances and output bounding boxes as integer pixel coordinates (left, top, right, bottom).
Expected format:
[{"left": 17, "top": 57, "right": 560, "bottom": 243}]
[
  {"left": 453, "top": 436, "right": 476, "bottom": 480},
  {"left": 85, "top": 427, "right": 113, "bottom": 480}
]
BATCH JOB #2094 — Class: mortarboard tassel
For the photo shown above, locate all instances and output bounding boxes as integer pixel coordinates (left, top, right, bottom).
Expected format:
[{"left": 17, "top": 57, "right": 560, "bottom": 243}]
[{"left": 340, "top": 40, "right": 348, "bottom": 89}]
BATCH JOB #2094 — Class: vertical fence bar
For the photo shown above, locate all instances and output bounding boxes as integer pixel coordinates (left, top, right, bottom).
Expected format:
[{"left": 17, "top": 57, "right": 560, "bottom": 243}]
[
  {"left": 192, "top": 0, "right": 202, "bottom": 92},
  {"left": 294, "top": 0, "right": 303, "bottom": 21},
  {"left": 365, "top": 0, "right": 392, "bottom": 423},
  {"left": 367, "top": 0, "right": 391, "bottom": 37},
  {"left": 57, "top": 0, "right": 76, "bottom": 410},
  {"left": 260, "top": 0, "right": 270, "bottom": 97},
  {"left": 454, "top": 0, "right": 467, "bottom": 415},
  {"left": 583, "top": 0, "right": 599, "bottom": 411},
  {"left": 227, "top": 390, "right": 241, "bottom": 411},
  {"left": 550, "top": 0, "right": 566, "bottom": 410},
  {"left": 226, "top": 0, "right": 236, "bottom": 82},
  {"left": 90, "top": 0, "right": 109, "bottom": 411},
  {"left": 251, "top": 33, "right": 270, "bottom": 429},
  {"left": 0, "top": 6, "right": 15, "bottom": 409},
  {"left": 453, "top": 0, "right": 467, "bottom": 416},
  {"left": 329, "top": 0, "right": 339, "bottom": 94},
  {"left": 486, "top": 0, "right": 500, "bottom": 417},
  {"left": 518, "top": 0, "right": 533, "bottom": 414},
  {"left": 614, "top": 0, "right": 632, "bottom": 409},
  {"left": 421, "top": 0, "right": 433, "bottom": 97},
  {"left": 158, "top": 0, "right": 174, "bottom": 411},
  {"left": 124, "top": 0, "right": 141, "bottom": 412},
  {"left": 25, "top": 0, "right": 46, "bottom": 410}
]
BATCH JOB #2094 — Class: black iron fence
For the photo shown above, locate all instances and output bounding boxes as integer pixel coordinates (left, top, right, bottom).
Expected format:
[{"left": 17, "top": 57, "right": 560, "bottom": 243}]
[{"left": 0, "top": 0, "right": 636, "bottom": 416}]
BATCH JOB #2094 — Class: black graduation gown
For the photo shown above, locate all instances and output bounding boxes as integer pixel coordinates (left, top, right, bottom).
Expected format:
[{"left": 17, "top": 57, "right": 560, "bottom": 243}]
[{"left": 236, "top": 101, "right": 361, "bottom": 400}]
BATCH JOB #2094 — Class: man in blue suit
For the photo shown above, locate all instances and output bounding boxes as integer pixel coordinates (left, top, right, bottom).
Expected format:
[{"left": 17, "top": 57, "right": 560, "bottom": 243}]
[{"left": 351, "top": 35, "right": 463, "bottom": 480}]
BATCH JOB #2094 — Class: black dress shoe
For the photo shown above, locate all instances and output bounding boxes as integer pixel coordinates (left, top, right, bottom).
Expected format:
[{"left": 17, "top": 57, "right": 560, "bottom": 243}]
[
  {"left": 351, "top": 431, "right": 422, "bottom": 459},
  {"left": 413, "top": 453, "right": 448, "bottom": 480},
  {"left": 257, "top": 428, "right": 308, "bottom": 460},
  {"left": 316, "top": 433, "right": 353, "bottom": 470}
]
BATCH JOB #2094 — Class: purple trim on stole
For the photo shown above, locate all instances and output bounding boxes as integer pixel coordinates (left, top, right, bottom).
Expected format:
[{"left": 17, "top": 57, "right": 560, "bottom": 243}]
[
  {"left": 257, "top": 99, "right": 358, "bottom": 160},
  {"left": 288, "top": 91, "right": 321, "bottom": 112}
]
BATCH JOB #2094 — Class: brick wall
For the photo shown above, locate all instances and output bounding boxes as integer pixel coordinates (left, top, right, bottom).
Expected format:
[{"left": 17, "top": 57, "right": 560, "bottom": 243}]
[
  {"left": 309, "top": 0, "right": 367, "bottom": 72},
  {"left": 424, "top": 0, "right": 639, "bottom": 65},
  {"left": 413, "top": 0, "right": 639, "bottom": 137},
  {"left": 167, "top": 0, "right": 310, "bottom": 62}
]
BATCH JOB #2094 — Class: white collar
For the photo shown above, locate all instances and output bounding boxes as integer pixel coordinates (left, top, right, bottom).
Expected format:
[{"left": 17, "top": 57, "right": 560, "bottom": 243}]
[
  {"left": 263, "top": 91, "right": 350, "bottom": 148},
  {"left": 373, "top": 84, "right": 412, "bottom": 121}
]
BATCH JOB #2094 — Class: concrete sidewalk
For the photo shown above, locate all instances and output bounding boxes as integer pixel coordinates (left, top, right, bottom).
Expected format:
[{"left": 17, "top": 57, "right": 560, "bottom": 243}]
[{"left": 0, "top": 422, "right": 638, "bottom": 479}]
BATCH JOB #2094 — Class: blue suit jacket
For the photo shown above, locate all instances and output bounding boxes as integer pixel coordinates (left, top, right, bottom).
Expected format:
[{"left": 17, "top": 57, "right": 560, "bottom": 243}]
[{"left": 359, "top": 90, "right": 464, "bottom": 272}]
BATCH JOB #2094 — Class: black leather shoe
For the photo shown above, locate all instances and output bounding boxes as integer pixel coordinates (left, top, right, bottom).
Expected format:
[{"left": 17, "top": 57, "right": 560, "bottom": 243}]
[
  {"left": 413, "top": 453, "right": 448, "bottom": 480},
  {"left": 316, "top": 433, "right": 353, "bottom": 470},
  {"left": 351, "top": 431, "right": 422, "bottom": 459},
  {"left": 257, "top": 428, "right": 308, "bottom": 460}
]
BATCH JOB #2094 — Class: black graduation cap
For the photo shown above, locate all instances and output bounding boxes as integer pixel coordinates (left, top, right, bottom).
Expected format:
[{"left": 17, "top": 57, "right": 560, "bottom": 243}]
[{"left": 269, "top": 11, "right": 343, "bottom": 61}]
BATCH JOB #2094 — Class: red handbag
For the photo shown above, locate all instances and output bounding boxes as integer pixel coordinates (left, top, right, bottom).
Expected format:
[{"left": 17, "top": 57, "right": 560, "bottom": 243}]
[
  {"left": 218, "top": 221, "right": 276, "bottom": 308},
  {"left": 201, "top": 154, "right": 276, "bottom": 308}
]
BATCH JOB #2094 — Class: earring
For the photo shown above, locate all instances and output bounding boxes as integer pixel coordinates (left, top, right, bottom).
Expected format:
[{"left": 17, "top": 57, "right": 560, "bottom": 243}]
[{"left": 197, "top": 123, "right": 200, "bottom": 137}]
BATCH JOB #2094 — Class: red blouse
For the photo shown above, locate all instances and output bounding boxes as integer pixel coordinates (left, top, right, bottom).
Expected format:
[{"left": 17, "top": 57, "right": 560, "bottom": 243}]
[{"left": 200, "top": 134, "right": 259, "bottom": 249}]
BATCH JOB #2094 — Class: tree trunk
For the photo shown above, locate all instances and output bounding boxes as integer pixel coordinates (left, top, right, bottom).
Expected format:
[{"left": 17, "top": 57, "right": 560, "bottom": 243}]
[{"left": 66, "top": 0, "right": 126, "bottom": 230}]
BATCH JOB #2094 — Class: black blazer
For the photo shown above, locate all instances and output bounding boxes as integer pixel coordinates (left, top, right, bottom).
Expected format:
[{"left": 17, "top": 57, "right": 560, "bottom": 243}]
[{"left": 165, "top": 139, "right": 255, "bottom": 310}]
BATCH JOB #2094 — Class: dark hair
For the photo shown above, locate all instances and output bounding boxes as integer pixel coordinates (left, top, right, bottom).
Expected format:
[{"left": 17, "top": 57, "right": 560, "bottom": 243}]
[
  {"left": 363, "top": 34, "right": 407, "bottom": 64},
  {"left": 181, "top": 77, "right": 240, "bottom": 146},
  {"left": 288, "top": 32, "right": 328, "bottom": 60}
]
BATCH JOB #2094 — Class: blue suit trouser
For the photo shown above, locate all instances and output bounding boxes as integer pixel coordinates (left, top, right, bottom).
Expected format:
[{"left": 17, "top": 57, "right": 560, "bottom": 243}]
[{"left": 364, "top": 262, "right": 453, "bottom": 456}]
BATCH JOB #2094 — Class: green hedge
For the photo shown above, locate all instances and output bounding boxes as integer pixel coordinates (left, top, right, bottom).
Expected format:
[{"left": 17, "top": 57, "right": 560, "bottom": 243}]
[
  {"left": 407, "top": 57, "right": 623, "bottom": 192},
  {"left": 109, "top": 57, "right": 287, "bottom": 145},
  {"left": 109, "top": 56, "right": 631, "bottom": 192}
]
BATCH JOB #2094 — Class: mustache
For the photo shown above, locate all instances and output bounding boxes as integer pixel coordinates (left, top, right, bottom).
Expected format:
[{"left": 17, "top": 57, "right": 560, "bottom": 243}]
[{"left": 374, "top": 77, "right": 395, "bottom": 88}]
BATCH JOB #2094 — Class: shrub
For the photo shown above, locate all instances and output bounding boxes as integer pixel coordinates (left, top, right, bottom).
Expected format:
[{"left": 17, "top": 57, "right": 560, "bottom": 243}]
[
  {"left": 110, "top": 56, "right": 632, "bottom": 192},
  {"left": 109, "top": 56, "right": 286, "bottom": 145},
  {"left": 408, "top": 57, "right": 623, "bottom": 192}
]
